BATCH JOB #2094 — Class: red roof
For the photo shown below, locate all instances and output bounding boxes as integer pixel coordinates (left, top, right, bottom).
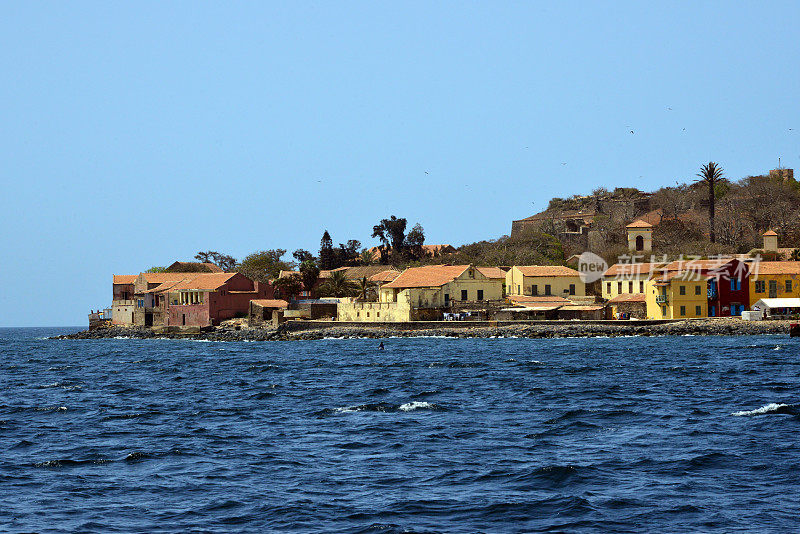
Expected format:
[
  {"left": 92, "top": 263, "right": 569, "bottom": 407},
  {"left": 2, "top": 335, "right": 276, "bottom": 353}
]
[
  {"left": 477, "top": 267, "right": 507, "bottom": 279},
  {"left": 169, "top": 273, "right": 238, "bottom": 291},
  {"left": 608, "top": 293, "right": 646, "bottom": 303},
  {"left": 763, "top": 230, "right": 778, "bottom": 236},
  {"left": 113, "top": 275, "right": 137, "bottom": 285},
  {"left": 603, "top": 263, "right": 664, "bottom": 277},
  {"left": 382, "top": 265, "right": 473, "bottom": 289},
  {"left": 626, "top": 220, "right": 653, "bottom": 229},
  {"left": 514, "top": 265, "right": 581, "bottom": 277}
]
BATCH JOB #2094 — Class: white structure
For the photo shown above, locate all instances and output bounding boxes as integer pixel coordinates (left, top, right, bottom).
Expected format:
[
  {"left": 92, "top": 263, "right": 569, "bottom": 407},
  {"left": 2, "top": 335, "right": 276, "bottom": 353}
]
[
  {"left": 626, "top": 220, "right": 653, "bottom": 253},
  {"left": 752, "top": 298, "right": 800, "bottom": 318},
  {"left": 763, "top": 230, "right": 778, "bottom": 252}
]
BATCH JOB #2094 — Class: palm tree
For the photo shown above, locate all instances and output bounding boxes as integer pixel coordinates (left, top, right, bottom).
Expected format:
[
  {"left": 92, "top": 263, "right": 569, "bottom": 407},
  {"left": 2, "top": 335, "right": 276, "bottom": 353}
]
[
  {"left": 355, "top": 276, "right": 371, "bottom": 301},
  {"left": 696, "top": 162, "right": 724, "bottom": 243},
  {"left": 360, "top": 249, "right": 376, "bottom": 265},
  {"left": 319, "top": 270, "right": 356, "bottom": 297}
]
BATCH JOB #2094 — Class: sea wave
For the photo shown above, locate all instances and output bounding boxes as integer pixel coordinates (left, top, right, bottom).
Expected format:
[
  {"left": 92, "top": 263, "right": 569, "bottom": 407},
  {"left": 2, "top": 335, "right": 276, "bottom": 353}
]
[{"left": 732, "top": 403, "right": 796, "bottom": 416}]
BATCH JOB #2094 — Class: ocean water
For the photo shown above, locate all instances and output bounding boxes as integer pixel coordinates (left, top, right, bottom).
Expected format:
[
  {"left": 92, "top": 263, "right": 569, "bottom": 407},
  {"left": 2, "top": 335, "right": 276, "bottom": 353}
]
[{"left": 2, "top": 328, "right": 800, "bottom": 532}]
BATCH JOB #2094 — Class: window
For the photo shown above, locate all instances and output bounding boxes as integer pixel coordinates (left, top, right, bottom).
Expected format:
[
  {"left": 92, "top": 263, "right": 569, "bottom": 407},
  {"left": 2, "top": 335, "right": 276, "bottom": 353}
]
[
  {"left": 444, "top": 294, "right": 450, "bottom": 304},
  {"left": 545, "top": 285, "right": 552, "bottom": 296},
  {"left": 639, "top": 281, "right": 644, "bottom": 293},
  {"left": 569, "top": 284, "right": 575, "bottom": 295},
  {"left": 695, "top": 285, "right": 701, "bottom": 295},
  {"left": 532, "top": 285, "right": 538, "bottom": 295},
  {"left": 787, "top": 280, "right": 793, "bottom": 293},
  {"left": 377, "top": 312, "right": 380, "bottom": 318},
  {"left": 357, "top": 311, "right": 360, "bottom": 317},
  {"left": 696, "top": 305, "right": 701, "bottom": 315},
  {"left": 461, "top": 289, "right": 468, "bottom": 300},
  {"left": 661, "top": 306, "right": 666, "bottom": 317},
  {"left": 680, "top": 306, "right": 686, "bottom": 316},
  {"left": 628, "top": 281, "right": 634, "bottom": 293},
  {"left": 517, "top": 284, "right": 521, "bottom": 294},
  {"left": 730, "top": 278, "right": 736, "bottom": 291},
  {"left": 366, "top": 312, "right": 369, "bottom": 317},
  {"left": 680, "top": 286, "right": 686, "bottom": 295},
  {"left": 755, "top": 280, "right": 765, "bottom": 293},
  {"left": 607, "top": 282, "right": 612, "bottom": 293},
  {"left": 617, "top": 282, "right": 622, "bottom": 293},
  {"left": 477, "top": 290, "right": 484, "bottom": 301}
]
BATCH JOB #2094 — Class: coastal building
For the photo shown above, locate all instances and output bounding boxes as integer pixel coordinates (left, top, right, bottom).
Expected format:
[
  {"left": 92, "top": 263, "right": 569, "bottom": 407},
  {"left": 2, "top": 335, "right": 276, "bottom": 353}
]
[
  {"left": 606, "top": 293, "right": 647, "bottom": 319},
  {"left": 748, "top": 261, "right": 800, "bottom": 302},
  {"left": 505, "top": 265, "right": 584, "bottom": 298},
  {"left": 602, "top": 262, "right": 663, "bottom": 301},
  {"left": 248, "top": 299, "right": 289, "bottom": 327},
  {"left": 133, "top": 272, "right": 199, "bottom": 327},
  {"left": 112, "top": 275, "right": 137, "bottom": 325},
  {"left": 164, "top": 272, "right": 270, "bottom": 327},
  {"left": 339, "top": 264, "right": 502, "bottom": 322},
  {"left": 645, "top": 271, "right": 708, "bottom": 319},
  {"left": 661, "top": 258, "right": 750, "bottom": 317}
]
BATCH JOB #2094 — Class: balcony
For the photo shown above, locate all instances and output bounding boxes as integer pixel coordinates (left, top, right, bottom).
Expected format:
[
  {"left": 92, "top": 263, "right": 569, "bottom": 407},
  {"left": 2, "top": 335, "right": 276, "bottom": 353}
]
[{"left": 655, "top": 295, "right": 669, "bottom": 304}]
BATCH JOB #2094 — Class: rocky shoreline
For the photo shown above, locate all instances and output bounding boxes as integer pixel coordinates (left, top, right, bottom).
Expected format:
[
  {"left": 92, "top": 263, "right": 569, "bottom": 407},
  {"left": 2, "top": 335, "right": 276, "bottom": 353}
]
[{"left": 52, "top": 319, "right": 791, "bottom": 341}]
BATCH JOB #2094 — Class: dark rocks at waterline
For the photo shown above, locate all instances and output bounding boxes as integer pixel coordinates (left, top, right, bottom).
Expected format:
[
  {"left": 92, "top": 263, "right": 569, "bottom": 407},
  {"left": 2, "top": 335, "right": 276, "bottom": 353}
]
[{"left": 52, "top": 319, "right": 790, "bottom": 341}]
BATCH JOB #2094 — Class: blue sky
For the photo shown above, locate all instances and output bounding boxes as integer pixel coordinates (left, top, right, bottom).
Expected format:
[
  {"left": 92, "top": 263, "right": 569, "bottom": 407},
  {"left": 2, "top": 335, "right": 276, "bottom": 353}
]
[{"left": 1, "top": 2, "right": 798, "bottom": 326}]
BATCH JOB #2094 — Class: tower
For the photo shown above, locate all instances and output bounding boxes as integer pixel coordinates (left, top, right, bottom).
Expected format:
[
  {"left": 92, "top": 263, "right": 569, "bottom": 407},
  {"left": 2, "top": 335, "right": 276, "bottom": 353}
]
[{"left": 626, "top": 220, "right": 653, "bottom": 253}]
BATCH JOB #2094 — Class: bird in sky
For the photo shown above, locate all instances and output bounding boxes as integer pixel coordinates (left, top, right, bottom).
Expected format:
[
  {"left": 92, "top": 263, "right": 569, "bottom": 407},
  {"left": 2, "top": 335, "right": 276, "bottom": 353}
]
[
  {"left": 667, "top": 107, "right": 672, "bottom": 111},
  {"left": 630, "top": 130, "right": 634, "bottom": 134},
  {"left": 425, "top": 171, "right": 429, "bottom": 174},
  {"left": 561, "top": 162, "right": 567, "bottom": 165}
]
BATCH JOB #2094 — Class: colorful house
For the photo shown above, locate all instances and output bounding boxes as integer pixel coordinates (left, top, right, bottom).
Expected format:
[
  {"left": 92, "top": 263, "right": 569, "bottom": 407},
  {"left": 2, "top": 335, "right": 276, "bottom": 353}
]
[
  {"left": 505, "top": 265, "right": 584, "bottom": 298},
  {"left": 661, "top": 258, "right": 750, "bottom": 317},
  {"left": 602, "top": 262, "right": 663, "bottom": 302},
  {"left": 133, "top": 272, "right": 198, "bottom": 327},
  {"left": 748, "top": 261, "right": 800, "bottom": 303},
  {"left": 645, "top": 271, "right": 708, "bottom": 319}
]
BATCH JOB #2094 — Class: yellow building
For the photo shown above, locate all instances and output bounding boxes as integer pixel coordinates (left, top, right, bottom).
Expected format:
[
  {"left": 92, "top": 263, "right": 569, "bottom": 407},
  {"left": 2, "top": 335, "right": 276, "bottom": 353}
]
[
  {"left": 339, "top": 264, "right": 504, "bottom": 321},
  {"left": 645, "top": 271, "right": 708, "bottom": 319},
  {"left": 601, "top": 262, "right": 663, "bottom": 301},
  {"left": 505, "top": 265, "right": 584, "bottom": 298},
  {"left": 748, "top": 261, "right": 800, "bottom": 304}
]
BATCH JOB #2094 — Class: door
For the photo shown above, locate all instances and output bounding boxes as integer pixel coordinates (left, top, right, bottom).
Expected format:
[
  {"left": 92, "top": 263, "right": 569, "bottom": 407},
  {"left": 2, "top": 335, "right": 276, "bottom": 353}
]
[
  {"left": 769, "top": 280, "right": 778, "bottom": 298},
  {"left": 144, "top": 313, "right": 153, "bottom": 327}
]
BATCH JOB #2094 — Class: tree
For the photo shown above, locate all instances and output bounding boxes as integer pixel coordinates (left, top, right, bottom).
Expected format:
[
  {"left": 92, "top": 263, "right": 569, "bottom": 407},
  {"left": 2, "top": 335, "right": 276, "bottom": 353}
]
[
  {"left": 293, "top": 249, "right": 315, "bottom": 264},
  {"left": 360, "top": 248, "right": 376, "bottom": 265},
  {"left": 299, "top": 259, "right": 320, "bottom": 295},
  {"left": 145, "top": 266, "right": 167, "bottom": 273},
  {"left": 318, "top": 270, "right": 356, "bottom": 297},
  {"left": 371, "top": 224, "right": 390, "bottom": 265},
  {"left": 404, "top": 223, "right": 425, "bottom": 259},
  {"left": 237, "top": 249, "right": 291, "bottom": 282},
  {"left": 319, "top": 231, "right": 335, "bottom": 270},
  {"left": 193, "top": 250, "right": 237, "bottom": 271},
  {"left": 335, "top": 239, "right": 361, "bottom": 267},
  {"left": 354, "top": 276, "right": 372, "bottom": 301},
  {"left": 696, "top": 162, "right": 724, "bottom": 243},
  {"left": 372, "top": 215, "right": 407, "bottom": 263},
  {"left": 273, "top": 273, "right": 303, "bottom": 301}
]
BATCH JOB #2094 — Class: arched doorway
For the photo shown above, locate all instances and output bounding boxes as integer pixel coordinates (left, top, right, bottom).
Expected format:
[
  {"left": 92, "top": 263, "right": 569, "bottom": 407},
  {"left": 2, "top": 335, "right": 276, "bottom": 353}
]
[{"left": 635, "top": 235, "right": 644, "bottom": 251}]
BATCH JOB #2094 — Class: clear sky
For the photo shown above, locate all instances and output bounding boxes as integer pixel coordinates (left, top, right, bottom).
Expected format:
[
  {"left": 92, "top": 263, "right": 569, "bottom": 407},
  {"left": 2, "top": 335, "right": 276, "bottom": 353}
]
[{"left": 1, "top": 2, "right": 799, "bottom": 326}]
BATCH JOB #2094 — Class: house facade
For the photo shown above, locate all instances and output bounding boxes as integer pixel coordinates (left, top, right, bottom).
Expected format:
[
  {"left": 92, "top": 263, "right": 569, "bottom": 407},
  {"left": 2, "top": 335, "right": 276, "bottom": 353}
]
[
  {"left": 661, "top": 259, "right": 750, "bottom": 317},
  {"left": 112, "top": 274, "right": 137, "bottom": 325},
  {"left": 505, "top": 266, "right": 584, "bottom": 298},
  {"left": 645, "top": 272, "right": 708, "bottom": 319},
  {"left": 379, "top": 264, "right": 504, "bottom": 308},
  {"left": 164, "top": 272, "right": 270, "bottom": 327},
  {"left": 748, "top": 261, "right": 800, "bottom": 304},
  {"left": 601, "top": 262, "right": 663, "bottom": 301}
]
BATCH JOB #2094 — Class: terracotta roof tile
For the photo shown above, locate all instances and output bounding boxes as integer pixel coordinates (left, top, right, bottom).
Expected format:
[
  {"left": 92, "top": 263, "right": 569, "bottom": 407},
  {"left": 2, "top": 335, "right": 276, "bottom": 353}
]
[
  {"left": 382, "top": 265, "right": 472, "bottom": 289},
  {"left": 476, "top": 267, "right": 506, "bottom": 279},
  {"left": 603, "top": 263, "right": 664, "bottom": 277},
  {"left": 751, "top": 261, "right": 800, "bottom": 275},
  {"left": 507, "top": 295, "right": 571, "bottom": 304},
  {"left": 626, "top": 219, "right": 653, "bottom": 228},
  {"left": 763, "top": 230, "right": 778, "bottom": 236},
  {"left": 169, "top": 273, "right": 238, "bottom": 291},
  {"left": 368, "top": 270, "right": 401, "bottom": 283},
  {"left": 113, "top": 275, "right": 137, "bottom": 285},
  {"left": 515, "top": 265, "right": 581, "bottom": 277}
]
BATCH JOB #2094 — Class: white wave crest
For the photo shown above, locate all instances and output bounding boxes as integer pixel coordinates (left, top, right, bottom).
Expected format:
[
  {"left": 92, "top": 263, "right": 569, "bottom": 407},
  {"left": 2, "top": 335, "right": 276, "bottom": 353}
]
[
  {"left": 399, "top": 401, "right": 434, "bottom": 412},
  {"left": 732, "top": 403, "right": 790, "bottom": 416}
]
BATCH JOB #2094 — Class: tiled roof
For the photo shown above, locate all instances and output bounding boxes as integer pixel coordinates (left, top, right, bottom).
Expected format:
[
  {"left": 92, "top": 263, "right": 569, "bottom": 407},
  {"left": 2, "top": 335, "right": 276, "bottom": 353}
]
[
  {"left": 169, "top": 273, "right": 238, "bottom": 291},
  {"left": 476, "top": 267, "right": 507, "bottom": 279},
  {"left": 369, "top": 270, "right": 401, "bottom": 283},
  {"left": 279, "top": 270, "right": 301, "bottom": 279},
  {"left": 515, "top": 265, "right": 581, "bottom": 277},
  {"left": 140, "top": 272, "right": 198, "bottom": 283},
  {"left": 250, "top": 299, "right": 289, "bottom": 308},
  {"left": 661, "top": 259, "right": 736, "bottom": 272},
  {"left": 607, "top": 293, "right": 647, "bottom": 303},
  {"left": 626, "top": 219, "right": 653, "bottom": 228},
  {"left": 382, "top": 265, "right": 472, "bottom": 289},
  {"left": 603, "top": 263, "right": 664, "bottom": 277},
  {"left": 751, "top": 261, "right": 800, "bottom": 275},
  {"left": 113, "top": 275, "right": 137, "bottom": 285},
  {"left": 322, "top": 265, "right": 398, "bottom": 280},
  {"left": 144, "top": 281, "right": 184, "bottom": 293},
  {"left": 763, "top": 230, "right": 778, "bottom": 236}
]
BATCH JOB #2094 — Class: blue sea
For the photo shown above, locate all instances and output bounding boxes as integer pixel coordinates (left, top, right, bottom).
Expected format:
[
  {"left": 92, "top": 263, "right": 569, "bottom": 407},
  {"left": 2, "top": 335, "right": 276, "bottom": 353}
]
[{"left": 2, "top": 327, "right": 800, "bottom": 532}]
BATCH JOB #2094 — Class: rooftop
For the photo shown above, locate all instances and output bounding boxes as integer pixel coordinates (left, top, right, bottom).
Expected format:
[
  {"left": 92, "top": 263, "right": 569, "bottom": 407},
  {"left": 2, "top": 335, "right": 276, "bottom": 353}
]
[
  {"left": 382, "top": 265, "right": 473, "bottom": 289},
  {"left": 514, "top": 265, "right": 581, "bottom": 277}
]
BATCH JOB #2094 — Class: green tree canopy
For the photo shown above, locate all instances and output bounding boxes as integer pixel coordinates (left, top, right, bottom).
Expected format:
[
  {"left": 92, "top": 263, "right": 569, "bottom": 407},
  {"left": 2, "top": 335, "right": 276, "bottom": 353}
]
[{"left": 237, "top": 249, "right": 291, "bottom": 282}]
